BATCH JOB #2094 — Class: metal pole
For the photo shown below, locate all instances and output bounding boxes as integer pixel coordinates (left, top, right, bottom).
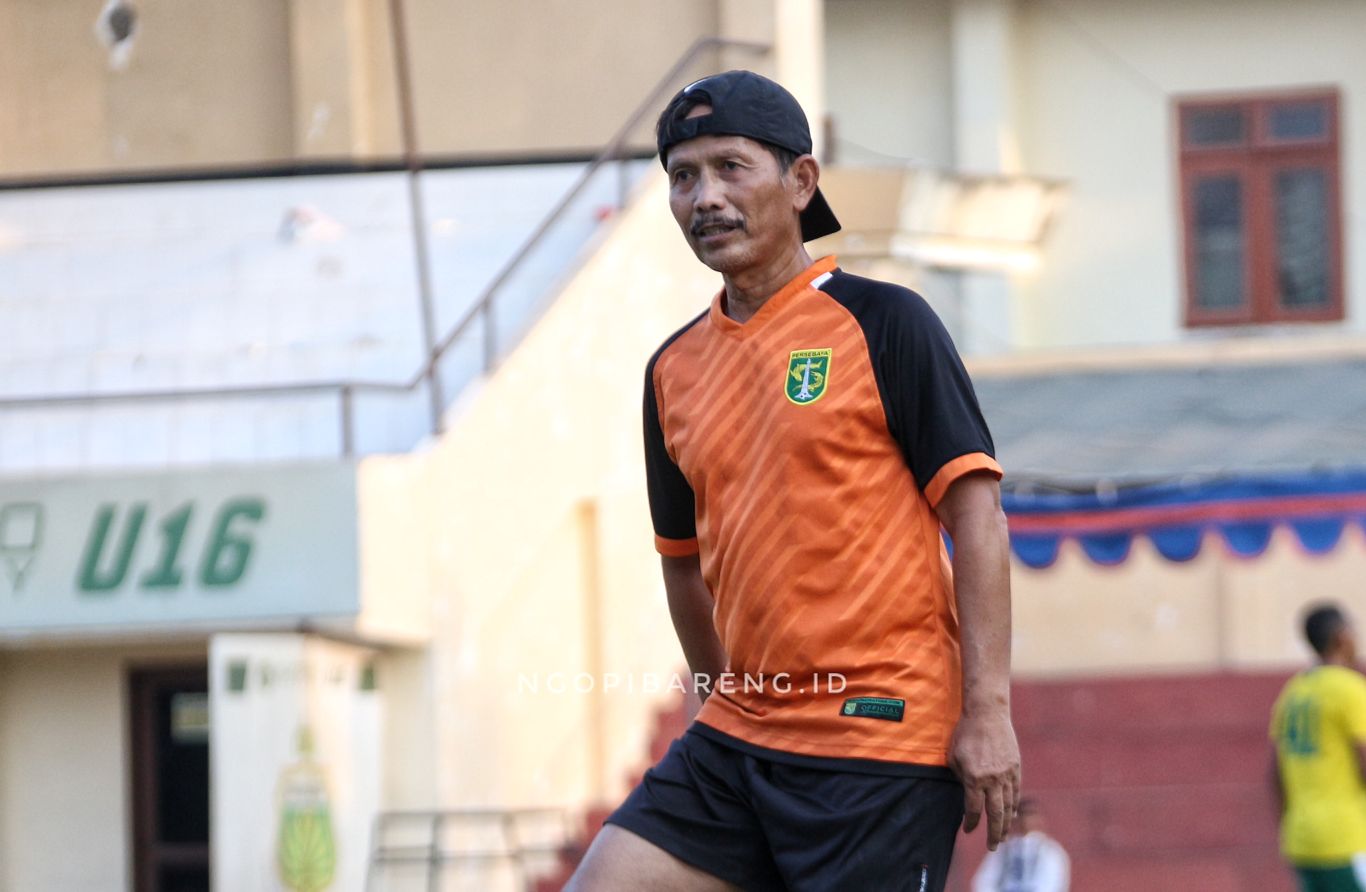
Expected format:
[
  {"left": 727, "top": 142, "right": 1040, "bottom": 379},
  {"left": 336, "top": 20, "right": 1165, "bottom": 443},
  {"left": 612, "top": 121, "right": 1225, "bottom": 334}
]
[
  {"left": 617, "top": 153, "right": 629, "bottom": 210},
  {"left": 387, "top": 0, "right": 446, "bottom": 436},
  {"left": 363, "top": 814, "right": 383, "bottom": 892},
  {"left": 426, "top": 813, "right": 443, "bottom": 892},
  {"left": 339, "top": 385, "right": 355, "bottom": 457},
  {"left": 502, "top": 813, "right": 526, "bottom": 892},
  {"left": 483, "top": 300, "right": 497, "bottom": 373}
]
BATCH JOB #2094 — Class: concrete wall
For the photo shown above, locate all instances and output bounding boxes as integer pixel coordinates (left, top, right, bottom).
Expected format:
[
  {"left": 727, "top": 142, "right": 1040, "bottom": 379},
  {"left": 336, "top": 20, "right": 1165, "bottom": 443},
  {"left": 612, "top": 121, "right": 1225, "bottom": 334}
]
[
  {"left": 0, "top": 0, "right": 723, "bottom": 177},
  {"left": 0, "top": 643, "right": 205, "bottom": 892}
]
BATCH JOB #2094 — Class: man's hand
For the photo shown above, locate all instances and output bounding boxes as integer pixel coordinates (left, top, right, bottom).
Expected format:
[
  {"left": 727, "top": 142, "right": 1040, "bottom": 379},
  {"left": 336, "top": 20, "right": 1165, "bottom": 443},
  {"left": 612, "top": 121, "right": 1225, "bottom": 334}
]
[
  {"left": 937, "top": 473, "right": 1018, "bottom": 851},
  {"left": 661, "top": 554, "right": 727, "bottom": 701},
  {"left": 950, "top": 706, "right": 1021, "bottom": 850}
]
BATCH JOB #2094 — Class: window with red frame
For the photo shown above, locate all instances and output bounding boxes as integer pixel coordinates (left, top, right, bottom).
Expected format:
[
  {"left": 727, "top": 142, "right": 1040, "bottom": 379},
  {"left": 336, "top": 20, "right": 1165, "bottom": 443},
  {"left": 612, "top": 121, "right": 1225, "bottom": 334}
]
[{"left": 1179, "top": 91, "right": 1343, "bottom": 326}]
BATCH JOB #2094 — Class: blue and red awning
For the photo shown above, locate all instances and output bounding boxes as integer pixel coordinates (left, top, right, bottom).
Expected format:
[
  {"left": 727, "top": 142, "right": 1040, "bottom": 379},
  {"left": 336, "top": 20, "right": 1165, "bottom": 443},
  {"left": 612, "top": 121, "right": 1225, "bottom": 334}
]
[{"left": 1001, "top": 470, "right": 1366, "bottom": 568}]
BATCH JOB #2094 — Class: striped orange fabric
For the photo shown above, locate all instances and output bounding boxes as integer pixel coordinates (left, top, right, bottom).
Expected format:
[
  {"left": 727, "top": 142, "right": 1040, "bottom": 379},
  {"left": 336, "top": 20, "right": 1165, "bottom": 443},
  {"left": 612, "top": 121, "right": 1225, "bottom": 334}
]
[{"left": 647, "top": 257, "right": 1000, "bottom": 766}]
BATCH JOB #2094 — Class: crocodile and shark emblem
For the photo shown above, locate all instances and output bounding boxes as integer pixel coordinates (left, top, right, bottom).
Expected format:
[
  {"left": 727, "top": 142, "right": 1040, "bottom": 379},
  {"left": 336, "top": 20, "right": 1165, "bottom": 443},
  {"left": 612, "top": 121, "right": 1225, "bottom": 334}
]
[{"left": 785, "top": 349, "right": 833, "bottom": 405}]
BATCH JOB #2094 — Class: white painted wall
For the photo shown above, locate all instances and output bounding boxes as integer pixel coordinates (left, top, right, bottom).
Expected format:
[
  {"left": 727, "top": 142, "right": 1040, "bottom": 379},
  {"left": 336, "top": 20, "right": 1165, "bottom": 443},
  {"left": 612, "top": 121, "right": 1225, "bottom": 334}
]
[
  {"left": 0, "top": 160, "right": 647, "bottom": 471},
  {"left": 824, "top": 0, "right": 955, "bottom": 168}
]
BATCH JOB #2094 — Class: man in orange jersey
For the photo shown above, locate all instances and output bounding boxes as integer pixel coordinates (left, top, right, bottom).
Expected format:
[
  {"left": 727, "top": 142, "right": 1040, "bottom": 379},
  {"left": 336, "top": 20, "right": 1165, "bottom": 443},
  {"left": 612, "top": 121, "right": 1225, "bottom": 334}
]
[{"left": 568, "top": 70, "right": 1018, "bottom": 892}]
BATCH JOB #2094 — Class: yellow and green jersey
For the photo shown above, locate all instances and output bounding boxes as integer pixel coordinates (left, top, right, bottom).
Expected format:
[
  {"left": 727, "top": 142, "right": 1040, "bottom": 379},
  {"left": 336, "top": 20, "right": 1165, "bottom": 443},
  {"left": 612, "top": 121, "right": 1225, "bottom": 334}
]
[{"left": 1270, "top": 665, "right": 1366, "bottom": 865}]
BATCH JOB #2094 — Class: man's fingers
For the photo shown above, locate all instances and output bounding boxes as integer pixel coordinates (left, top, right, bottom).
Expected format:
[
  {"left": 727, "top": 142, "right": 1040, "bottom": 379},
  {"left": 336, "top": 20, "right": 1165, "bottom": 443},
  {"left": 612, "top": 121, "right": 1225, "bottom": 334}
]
[
  {"left": 985, "top": 782, "right": 1007, "bottom": 850},
  {"left": 950, "top": 711, "right": 1022, "bottom": 847},
  {"left": 962, "top": 783, "right": 984, "bottom": 833}
]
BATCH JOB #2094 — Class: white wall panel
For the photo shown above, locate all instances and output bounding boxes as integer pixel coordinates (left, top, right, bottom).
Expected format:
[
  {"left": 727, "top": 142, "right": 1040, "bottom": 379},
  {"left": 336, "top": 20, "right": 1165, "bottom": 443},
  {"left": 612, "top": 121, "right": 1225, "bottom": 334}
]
[{"left": 0, "top": 160, "right": 647, "bottom": 470}]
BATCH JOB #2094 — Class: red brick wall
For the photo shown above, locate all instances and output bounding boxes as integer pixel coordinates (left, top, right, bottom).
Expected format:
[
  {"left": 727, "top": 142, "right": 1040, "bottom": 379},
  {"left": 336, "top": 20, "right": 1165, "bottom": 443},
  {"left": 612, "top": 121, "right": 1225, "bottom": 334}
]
[{"left": 947, "top": 671, "right": 1298, "bottom": 892}]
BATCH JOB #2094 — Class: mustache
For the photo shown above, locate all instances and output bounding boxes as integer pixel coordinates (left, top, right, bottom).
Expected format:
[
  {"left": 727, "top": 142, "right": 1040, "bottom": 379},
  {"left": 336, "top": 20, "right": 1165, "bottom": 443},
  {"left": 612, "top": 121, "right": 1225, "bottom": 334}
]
[{"left": 690, "top": 215, "right": 746, "bottom": 237}]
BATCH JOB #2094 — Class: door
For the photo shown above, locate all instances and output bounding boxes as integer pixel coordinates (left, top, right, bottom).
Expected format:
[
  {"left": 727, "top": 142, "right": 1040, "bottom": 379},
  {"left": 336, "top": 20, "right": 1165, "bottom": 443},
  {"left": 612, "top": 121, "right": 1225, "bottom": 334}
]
[{"left": 130, "top": 665, "right": 211, "bottom": 892}]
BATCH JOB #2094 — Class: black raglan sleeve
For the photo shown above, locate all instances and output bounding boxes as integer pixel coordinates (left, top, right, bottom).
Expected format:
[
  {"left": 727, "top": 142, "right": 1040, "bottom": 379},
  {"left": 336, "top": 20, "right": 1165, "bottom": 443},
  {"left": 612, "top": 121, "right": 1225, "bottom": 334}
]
[
  {"left": 823, "top": 272, "right": 1001, "bottom": 506},
  {"left": 643, "top": 352, "right": 699, "bottom": 555}
]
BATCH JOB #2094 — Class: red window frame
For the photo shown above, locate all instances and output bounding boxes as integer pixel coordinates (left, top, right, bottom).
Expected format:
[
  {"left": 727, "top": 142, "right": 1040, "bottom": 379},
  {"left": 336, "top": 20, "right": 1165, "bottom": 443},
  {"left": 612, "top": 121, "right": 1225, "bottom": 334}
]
[{"left": 1178, "top": 90, "right": 1344, "bottom": 327}]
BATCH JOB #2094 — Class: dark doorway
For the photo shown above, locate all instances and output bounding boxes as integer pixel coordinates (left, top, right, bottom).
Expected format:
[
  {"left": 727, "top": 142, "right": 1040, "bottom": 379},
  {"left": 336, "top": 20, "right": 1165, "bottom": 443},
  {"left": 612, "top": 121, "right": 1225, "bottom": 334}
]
[{"left": 129, "top": 665, "right": 211, "bottom": 892}]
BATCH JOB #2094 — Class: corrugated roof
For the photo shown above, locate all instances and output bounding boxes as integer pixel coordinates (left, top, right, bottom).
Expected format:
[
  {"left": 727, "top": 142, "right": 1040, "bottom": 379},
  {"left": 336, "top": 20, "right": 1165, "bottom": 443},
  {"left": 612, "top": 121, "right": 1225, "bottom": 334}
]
[{"left": 975, "top": 358, "right": 1366, "bottom": 487}]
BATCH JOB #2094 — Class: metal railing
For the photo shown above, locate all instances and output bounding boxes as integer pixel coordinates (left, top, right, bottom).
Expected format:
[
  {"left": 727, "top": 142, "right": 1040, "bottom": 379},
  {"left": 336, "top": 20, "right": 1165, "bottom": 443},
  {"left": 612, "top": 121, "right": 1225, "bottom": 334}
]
[
  {"left": 364, "top": 807, "right": 574, "bottom": 892},
  {"left": 0, "top": 37, "right": 768, "bottom": 460}
]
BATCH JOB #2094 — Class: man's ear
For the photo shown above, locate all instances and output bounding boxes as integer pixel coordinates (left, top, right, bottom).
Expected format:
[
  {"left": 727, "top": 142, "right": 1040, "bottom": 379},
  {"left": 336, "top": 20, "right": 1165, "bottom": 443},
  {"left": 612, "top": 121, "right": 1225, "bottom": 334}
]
[{"left": 789, "top": 154, "right": 821, "bottom": 213}]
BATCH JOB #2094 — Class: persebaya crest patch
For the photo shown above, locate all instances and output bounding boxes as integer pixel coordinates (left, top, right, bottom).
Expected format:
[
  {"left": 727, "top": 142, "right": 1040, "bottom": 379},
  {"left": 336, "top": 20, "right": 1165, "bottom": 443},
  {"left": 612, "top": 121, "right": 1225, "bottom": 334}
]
[{"left": 785, "top": 349, "right": 833, "bottom": 405}]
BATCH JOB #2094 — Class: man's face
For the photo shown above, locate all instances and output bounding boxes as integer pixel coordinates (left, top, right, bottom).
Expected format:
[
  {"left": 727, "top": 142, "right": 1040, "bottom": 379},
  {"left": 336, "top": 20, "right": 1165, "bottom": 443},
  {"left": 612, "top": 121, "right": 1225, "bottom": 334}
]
[{"left": 665, "top": 112, "right": 803, "bottom": 275}]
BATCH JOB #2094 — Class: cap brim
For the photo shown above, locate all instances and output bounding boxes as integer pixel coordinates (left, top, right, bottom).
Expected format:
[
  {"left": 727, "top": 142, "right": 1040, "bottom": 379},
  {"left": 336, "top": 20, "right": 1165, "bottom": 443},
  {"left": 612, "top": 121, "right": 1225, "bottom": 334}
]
[{"left": 800, "top": 187, "right": 841, "bottom": 242}]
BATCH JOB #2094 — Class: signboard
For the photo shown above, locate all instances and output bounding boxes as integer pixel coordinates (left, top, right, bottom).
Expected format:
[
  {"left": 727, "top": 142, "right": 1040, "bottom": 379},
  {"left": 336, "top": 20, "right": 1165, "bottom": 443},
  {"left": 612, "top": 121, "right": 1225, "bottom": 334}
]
[{"left": 0, "top": 463, "right": 358, "bottom": 635}]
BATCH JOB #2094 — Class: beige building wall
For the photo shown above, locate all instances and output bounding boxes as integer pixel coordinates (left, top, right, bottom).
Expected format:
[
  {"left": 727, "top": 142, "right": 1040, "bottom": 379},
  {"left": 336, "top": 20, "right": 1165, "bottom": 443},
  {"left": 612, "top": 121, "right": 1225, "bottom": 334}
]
[
  {"left": 1012, "top": 0, "right": 1366, "bottom": 349},
  {"left": 0, "top": 642, "right": 205, "bottom": 892},
  {"left": 0, "top": 0, "right": 732, "bottom": 177},
  {"left": 1012, "top": 525, "right": 1366, "bottom": 677},
  {"left": 356, "top": 169, "right": 721, "bottom": 810},
  {"left": 823, "top": 0, "right": 1366, "bottom": 352},
  {"left": 0, "top": 0, "right": 295, "bottom": 176},
  {"left": 403, "top": 0, "right": 721, "bottom": 157},
  {"left": 824, "top": 0, "right": 955, "bottom": 168}
]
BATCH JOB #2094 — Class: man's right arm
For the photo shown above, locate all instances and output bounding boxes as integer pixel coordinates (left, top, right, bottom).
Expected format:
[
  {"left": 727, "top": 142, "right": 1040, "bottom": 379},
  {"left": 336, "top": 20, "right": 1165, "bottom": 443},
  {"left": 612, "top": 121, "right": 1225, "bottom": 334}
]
[
  {"left": 661, "top": 553, "right": 726, "bottom": 701},
  {"left": 644, "top": 345, "right": 721, "bottom": 699}
]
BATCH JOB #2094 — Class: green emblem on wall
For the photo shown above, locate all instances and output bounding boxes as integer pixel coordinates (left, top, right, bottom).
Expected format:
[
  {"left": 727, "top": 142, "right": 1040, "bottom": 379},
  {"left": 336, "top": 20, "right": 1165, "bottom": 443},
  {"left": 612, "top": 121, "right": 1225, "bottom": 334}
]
[
  {"left": 277, "top": 727, "right": 337, "bottom": 892},
  {"left": 785, "top": 348, "right": 833, "bottom": 405}
]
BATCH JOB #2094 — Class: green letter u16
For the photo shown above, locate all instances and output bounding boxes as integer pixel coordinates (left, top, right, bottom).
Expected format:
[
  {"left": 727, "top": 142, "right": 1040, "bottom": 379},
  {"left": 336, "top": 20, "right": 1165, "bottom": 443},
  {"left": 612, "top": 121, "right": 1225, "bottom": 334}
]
[{"left": 200, "top": 498, "right": 267, "bottom": 588}]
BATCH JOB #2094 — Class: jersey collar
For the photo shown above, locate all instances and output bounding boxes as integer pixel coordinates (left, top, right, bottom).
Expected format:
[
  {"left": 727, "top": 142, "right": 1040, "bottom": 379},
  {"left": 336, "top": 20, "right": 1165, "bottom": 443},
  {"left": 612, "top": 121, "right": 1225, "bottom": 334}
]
[{"left": 708, "top": 255, "right": 838, "bottom": 338}]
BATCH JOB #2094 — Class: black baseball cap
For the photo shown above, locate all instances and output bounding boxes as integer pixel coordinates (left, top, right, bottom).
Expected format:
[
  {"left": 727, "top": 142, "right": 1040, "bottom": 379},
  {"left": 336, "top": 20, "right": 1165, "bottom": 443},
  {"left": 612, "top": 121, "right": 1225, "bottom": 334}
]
[{"left": 656, "top": 70, "right": 841, "bottom": 243}]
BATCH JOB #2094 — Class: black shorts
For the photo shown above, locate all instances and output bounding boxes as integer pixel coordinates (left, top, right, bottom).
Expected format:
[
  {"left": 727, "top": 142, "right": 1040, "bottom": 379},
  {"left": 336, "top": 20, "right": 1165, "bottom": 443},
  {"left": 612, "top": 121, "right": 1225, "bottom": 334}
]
[{"left": 605, "top": 726, "right": 964, "bottom": 892}]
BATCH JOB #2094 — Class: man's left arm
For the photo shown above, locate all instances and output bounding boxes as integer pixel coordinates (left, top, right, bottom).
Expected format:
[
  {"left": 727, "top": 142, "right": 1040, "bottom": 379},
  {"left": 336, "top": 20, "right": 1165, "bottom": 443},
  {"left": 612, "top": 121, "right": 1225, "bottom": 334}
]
[{"left": 937, "top": 473, "right": 1020, "bottom": 852}]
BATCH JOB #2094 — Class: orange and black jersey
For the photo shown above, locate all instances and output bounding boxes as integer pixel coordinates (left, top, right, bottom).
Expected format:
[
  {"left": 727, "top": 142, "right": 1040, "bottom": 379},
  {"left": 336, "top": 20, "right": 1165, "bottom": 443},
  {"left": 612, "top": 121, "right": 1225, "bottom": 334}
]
[{"left": 643, "top": 256, "right": 1002, "bottom": 771}]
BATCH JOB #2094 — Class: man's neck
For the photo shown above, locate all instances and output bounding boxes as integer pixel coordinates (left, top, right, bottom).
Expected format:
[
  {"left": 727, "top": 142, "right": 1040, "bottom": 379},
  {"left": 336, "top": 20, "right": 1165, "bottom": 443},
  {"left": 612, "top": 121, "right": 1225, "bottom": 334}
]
[{"left": 721, "top": 245, "right": 814, "bottom": 324}]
